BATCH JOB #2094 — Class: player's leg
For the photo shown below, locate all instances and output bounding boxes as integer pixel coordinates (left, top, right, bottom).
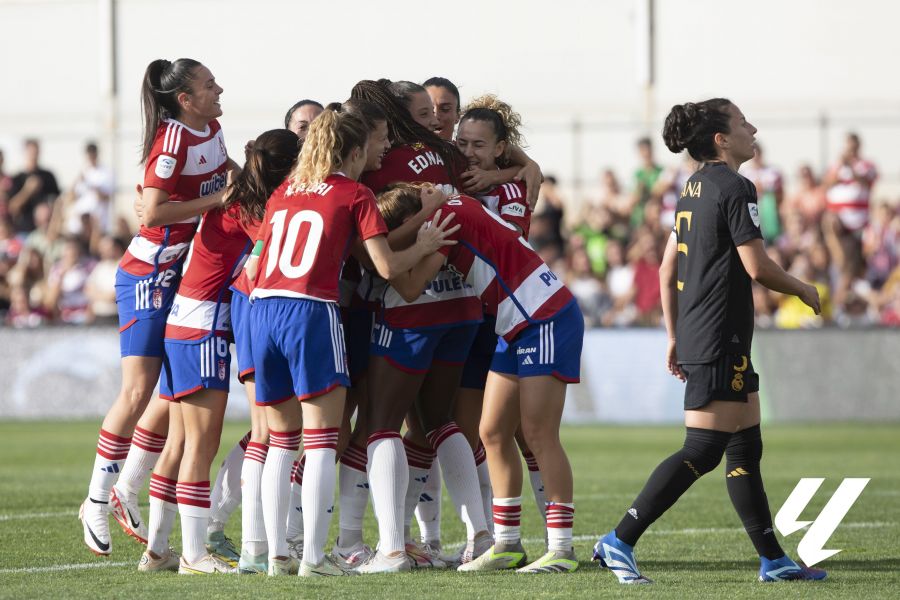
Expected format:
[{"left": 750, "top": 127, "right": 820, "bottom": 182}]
[
  {"left": 401, "top": 414, "right": 440, "bottom": 567},
  {"left": 111, "top": 394, "right": 169, "bottom": 545},
  {"left": 239, "top": 378, "right": 270, "bottom": 574},
  {"left": 206, "top": 429, "right": 250, "bottom": 563},
  {"left": 334, "top": 377, "right": 373, "bottom": 567},
  {"left": 515, "top": 429, "right": 547, "bottom": 524}
]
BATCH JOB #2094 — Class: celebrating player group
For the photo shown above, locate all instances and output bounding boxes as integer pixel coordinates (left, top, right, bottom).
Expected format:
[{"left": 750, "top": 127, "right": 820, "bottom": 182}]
[{"left": 77, "top": 58, "right": 827, "bottom": 584}]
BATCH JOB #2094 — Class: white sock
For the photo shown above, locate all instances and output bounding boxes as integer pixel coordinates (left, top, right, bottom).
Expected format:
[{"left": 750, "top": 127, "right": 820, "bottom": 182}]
[
  {"left": 338, "top": 443, "right": 369, "bottom": 547},
  {"left": 475, "top": 444, "right": 493, "bottom": 535},
  {"left": 367, "top": 431, "right": 408, "bottom": 554},
  {"left": 176, "top": 481, "right": 211, "bottom": 563},
  {"left": 116, "top": 426, "right": 166, "bottom": 497},
  {"left": 208, "top": 431, "right": 249, "bottom": 531},
  {"left": 415, "top": 458, "right": 442, "bottom": 544},
  {"left": 523, "top": 451, "right": 547, "bottom": 522},
  {"left": 241, "top": 442, "right": 268, "bottom": 557},
  {"left": 147, "top": 474, "right": 177, "bottom": 555},
  {"left": 493, "top": 497, "right": 522, "bottom": 545},
  {"left": 427, "top": 423, "right": 487, "bottom": 541},
  {"left": 301, "top": 428, "right": 340, "bottom": 566},
  {"left": 286, "top": 456, "right": 305, "bottom": 541},
  {"left": 402, "top": 437, "right": 435, "bottom": 543},
  {"left": 88, "top": 429, "right": 131, "bottom": 502},
  {"left": 262, "top": 430, "right": 301, "bottom": 560},
  {"left": 546, "top": 502, "right": 574, "bottom": 552}
]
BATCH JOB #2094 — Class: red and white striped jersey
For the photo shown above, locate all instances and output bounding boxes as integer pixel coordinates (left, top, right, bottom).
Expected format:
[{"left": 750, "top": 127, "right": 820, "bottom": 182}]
[
  {"left": 361, "top": 142, "right": 460, "bottom": 194},
  {"left": 120, "top": 118, "right": 228, "bottom": 276},
  {"left": 165, "top": 203, "right": 259, "bottom": 340},
  {"left": 437, "top": 195, "right": 574, "bottom": 341},
  {"left": 477, "top": 181, "right": 532, "bottom": 237},
  {"left": 825, "top": 158, "right": 878, "bottom": 231},
  {"left": 251, "top": 174, "right": 388, "bottom": 302}
]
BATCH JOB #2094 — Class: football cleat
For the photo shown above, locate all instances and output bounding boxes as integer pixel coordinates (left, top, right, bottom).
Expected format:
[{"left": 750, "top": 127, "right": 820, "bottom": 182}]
[
  {"left": 592, "top": 530, "right": 652, "bottom": 584},
  {"left": 516, "top": 549, "right": 579, "bottom": 574},
  {"left": 331, "top": 540, "right": 375, "bottom": 569},
  {"left": 267, "top": 555, "right": 300, "bottom": 576},
  {"left": 178, "top": 553, "right": 238, "bottom": 575},
  {"left": 405, "top": 541, "right": 446, "bottom": 568},
  {"left": 205, "top": 530, "right": 239, "bottom": 565},
  {"left": 457, "top": 542, "right": 528, "bottom": 572},
  {"left": 758, "top": 555, "right": 827, "bottom": 582},
  {"left": 79, "top": 498, "right": 112, "bottom": 556},
  {"left": 138, "top": 548, "right": 180, "bottom": 572},
  {"left": 299, "top": 555, "right": 356, "bottom": 577},
  {"left": 355, "top": 550, "right": 411, "bottom": 574},
  {"left": 287, "top": 535, "right": 304, "bottom": 562},
  {"left": 238, "top": 550, "right": 268, "bottom": 575},
  {"left": 110, "top": 486, "right": 148, "bottom": 545},
  {"left": 458, "top": 533, "right": 494, "bottom": 566}
]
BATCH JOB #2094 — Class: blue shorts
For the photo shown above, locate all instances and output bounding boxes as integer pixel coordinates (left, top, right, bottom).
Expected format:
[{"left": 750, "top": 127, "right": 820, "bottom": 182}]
[
  {"left": 231, "top": 291, "right": 254, "bottom": 382},
  {"left": 460, "top": 316, "right": 499, "bottom": 390},
  {"left": 251, "top": 298, "right": 350, "bottom": 404},
  {"left": 370, "top": 321, "right": 480, "bottom": 374},
  {"left": 160, "top": 335, "right": 231, "bottom": 401},
  {"left": 490, "top": 301, "right": 583, "bottom": 382},
  {"left": 341, "top": 307, "right": 373, "bottom": 384},
  {"left": 116, "top": 263, "right": 183, "bottom": 358}
]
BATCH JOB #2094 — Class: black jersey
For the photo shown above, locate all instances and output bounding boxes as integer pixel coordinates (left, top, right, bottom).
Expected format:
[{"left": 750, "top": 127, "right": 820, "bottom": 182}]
[{"left": 674, "top": 162, "right": 762, "bottom": 364}]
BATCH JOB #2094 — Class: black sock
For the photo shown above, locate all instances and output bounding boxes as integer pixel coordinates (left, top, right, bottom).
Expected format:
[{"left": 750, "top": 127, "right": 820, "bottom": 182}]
[
  {"left": 616, "top": 427, "right": 731, "bottom": 547},
  {"left": 724, "top": 424, "right": 784, "bottom": 560}
]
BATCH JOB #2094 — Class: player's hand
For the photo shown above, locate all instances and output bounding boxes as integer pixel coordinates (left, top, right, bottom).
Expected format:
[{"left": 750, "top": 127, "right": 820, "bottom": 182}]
[
  {"left": 419, "top": 184, "right": 447, "bottom": 215},
  {"left": 666, "top": 338, "right": 685, "bottom": 382},
  {"left": 514, "top": 160, "right": 543, "bottom": 210},
  {"left": 460, "top": 167, "right": 497, "bottom": 194},
  {"left": 417, "top": 208, "right": 460, "bottom": 253},
  {"left": 133, "top": 184, "right": 145, "bottom": 220},
  {"left": 799, "top": 283, "right": 821, "bottom": 315}
]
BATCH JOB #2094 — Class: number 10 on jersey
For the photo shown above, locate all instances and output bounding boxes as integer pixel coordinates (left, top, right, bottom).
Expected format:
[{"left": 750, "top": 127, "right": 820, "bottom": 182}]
[{"left": 265, "top": 209, "right": 325, "bottom": 279}]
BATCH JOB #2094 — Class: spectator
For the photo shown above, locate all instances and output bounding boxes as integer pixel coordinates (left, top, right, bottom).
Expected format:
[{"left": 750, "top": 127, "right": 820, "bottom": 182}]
[
  {"left": 5, "top": 285, "right": 48, "bottom": 328},
  {"left": 602, "top": 238, "right": 637, "bottom": 326},
  {"left": 630, "top": 137, "right": 663, "bottom": 228},
  {"left": 652, "top": 154, "right": 697, "bottom": 230},
  {"left": 594, "top": 168, "right": 630, "bottom": 226},
  {"left": 0, "top": 149, "right": 14, "bottom": 219},
  {"left": 627, "top": 227, "right": 661, "bottom": 325},
  {"left": 862, "top": 202, "right": 899, "bottom": 290},
  {"left": 574, "top": 204, "right": 617, "bottom": 276},
  {"left": 566, "top": 247, "right": 611, "bottom": 327},
  {"left": 23, "top": 202, "right": 64, "bottom": 270},
  {"left": 774, "top": 254, "right": 830, "bottom": 328},
  {"left": 43, "top": 236, "right": 95, "bottom": 324},
  {"left": 740, "top": 144, "right": 784, "bottom": 242},
  {"left": 7, "top": 246, "right": 47, "bottom": 316},
  {"left": 534, "top": 175, "right": 566, "bottom": 253},
  {"left": 63, "top": 141, "right": 114, "bottom": 236},
  {"left": 85, "top": 235, "right": 125, "bottom": 323},
  {"left": 877, "top": 266, "right": 900, "bottom": 326},
  {"left": 7, "top": 139, "right": 60, "bottom": 233},
  {"left": 824, "top": 132, "right": 877, "bottom": 233},
  {"left": 784, "top": 164, "right": 825, "bottom": 226}
]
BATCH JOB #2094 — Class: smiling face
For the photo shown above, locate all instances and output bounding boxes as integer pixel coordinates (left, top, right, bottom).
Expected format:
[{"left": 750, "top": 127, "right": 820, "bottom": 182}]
[
  {"left": 364, "top": 120, "right": 391, "bottom": 172},
  {"left": 407, "top": 90, "right": 440, "bottom": 132},
  {"left": 456, "top": 118, "right": 505, "bottom": 171},
  {"left": 288, "top": 104, "right": 324, "bottom": 141},
  {"left": 426, "top": 85, "right": 459, "bottom": 140},
  {"left": 178, "top": 65, "right": 223, "bottom": 123}
]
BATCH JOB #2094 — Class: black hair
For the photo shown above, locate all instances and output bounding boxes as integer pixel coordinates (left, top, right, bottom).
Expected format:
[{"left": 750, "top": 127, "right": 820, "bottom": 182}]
[
  {"left": 284, "top": 99, "right": 325, "bottom": 129},
  {"left": 85, "top": 142, "right": 99, "bottom": 155},
  {"left": 423, "top": 77, "right": 461, "bottom": 111},
  {"left": 389, "top": 80, "right": 427, "bottom": 108},
  {"left": 662, "top": 98, "right": 732, "bottom": 162},
  {"left": 227, "top": 129, "right": 301, "bottom": 226},
  {"left": 140, "top": 58, "right": 203, "bottom": 164},
  {"left": 350, "top": 79, "right": 465, "bottom": 184},
  {"left": 334, "top": 99, "right": 388, "bottom": 132},
  {"left": 637, "top": 136, "right": 652, "bottom": 148}
]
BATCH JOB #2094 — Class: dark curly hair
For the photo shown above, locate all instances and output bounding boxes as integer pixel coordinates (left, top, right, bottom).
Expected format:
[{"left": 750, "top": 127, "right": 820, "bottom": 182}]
[{"left": 662, "top": 98, "right": 732, "bottom": 162}]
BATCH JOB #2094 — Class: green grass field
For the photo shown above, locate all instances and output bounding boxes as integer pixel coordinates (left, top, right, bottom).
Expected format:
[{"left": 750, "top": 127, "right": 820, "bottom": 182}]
[{"left": 0, "top": 421, "right": 898, "bottom": 599}]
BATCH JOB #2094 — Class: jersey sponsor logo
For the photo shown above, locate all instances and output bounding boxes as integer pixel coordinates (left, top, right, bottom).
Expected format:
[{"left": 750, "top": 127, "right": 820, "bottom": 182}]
[
  {"left": 200, "top": 172, "right": 227, "bottom": 197},
  {"left": 539, "top": 269, "right": 559, "bottom": 287},
  {"left": 407, "top": 150, "right": 445, "bottom": 175},
  {"left": 424, "top": 271, "right": 471, "bottom": 294},
  {"left": 516, "top": 346, "right": 537, "bottom": 355},
  {"left": 748, "top": 202, "right": 761, "bottom": 227},
  {"left": 501, "top": 202, "right": 526, "bottom": 218},
  {"left": 155, "top": 156, "right": 177, "bottom": 179}
]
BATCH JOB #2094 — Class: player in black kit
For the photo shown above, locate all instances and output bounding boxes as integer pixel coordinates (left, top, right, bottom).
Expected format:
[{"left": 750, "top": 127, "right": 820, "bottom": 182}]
[{"left": 593, "top": 99, "right": 826, "bottom": 585}]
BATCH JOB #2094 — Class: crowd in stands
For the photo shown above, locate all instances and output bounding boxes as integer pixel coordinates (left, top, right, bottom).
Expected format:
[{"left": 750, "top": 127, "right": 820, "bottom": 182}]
[{"left": 2, "top": 134, "right": 898, "bottom": 329}]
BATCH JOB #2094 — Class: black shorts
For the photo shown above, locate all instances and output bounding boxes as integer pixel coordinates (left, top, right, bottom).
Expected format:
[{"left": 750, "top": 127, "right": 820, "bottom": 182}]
[{"left": 681, "top": 353, "right": 760, "bottom": 410}]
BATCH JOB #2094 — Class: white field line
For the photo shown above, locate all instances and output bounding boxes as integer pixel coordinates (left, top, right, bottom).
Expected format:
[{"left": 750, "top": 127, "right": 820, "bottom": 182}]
[
  {"left": 0, "top": 511, "right": 74, "bottom": 522},
  {"left": 0, "top": 561, "right": 131, "bottom": 574}
]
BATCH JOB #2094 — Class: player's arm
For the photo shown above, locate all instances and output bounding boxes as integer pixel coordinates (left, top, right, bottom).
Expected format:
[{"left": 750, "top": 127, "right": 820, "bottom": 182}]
[
  {"left": 244, "top": 240, "right": 262, "bottom": 281},
  {"left": 387, "top": 185, "right": 449, "bottom": 250},
  {"left": 659, "top": 231, "right": 684, "bottom": 381},
  {"left": 140, "top": 186, "right": 226, "bottom": 228},
  {"left": 388, "top": 252, "right": 447, "bottom": 303},
  {"left": 363, "top": 209, "right": 459, "bottom": 280},
  {"left": 460, "top": 146, "right": 543, "bottom": 209},
  {"left": 736, "top": 239, "right": 820, "bottom": 313}
]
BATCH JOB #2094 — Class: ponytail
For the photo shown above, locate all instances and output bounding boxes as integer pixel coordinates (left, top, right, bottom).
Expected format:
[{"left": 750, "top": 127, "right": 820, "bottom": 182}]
[
  {"left": 140, "top": 58, "right": 202, "bottom": 164},
  {"left": 226, "top": 129, "right": 301, "bottom": 225},
  {"left": 289, "top": 110, "right": 369, "bottom": 191}
]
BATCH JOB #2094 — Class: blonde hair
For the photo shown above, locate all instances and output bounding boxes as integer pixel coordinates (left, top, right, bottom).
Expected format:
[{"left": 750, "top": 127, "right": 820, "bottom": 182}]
[
  {"left": 288, "top": 109, "right": 369, "bottom": 192},
  {"left": 462, "top": 94, "right": 525, "bottom": 151}
]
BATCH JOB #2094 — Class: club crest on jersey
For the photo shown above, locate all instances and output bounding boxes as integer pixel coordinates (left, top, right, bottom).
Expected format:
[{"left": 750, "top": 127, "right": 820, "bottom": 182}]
[
  {"left": 748, "top": 203, "right": 761, "bottom": 227},
  {"left": 155, "top": 156, "right": 177, "bottom": 179},
  {"left": 152, "top": 288, "right": 163, "bottom": 309},
  {"left": 218, "top": 359, "right": 226, "bottom": 381},
  {"left": 411, "top": 142, "right": 425, "bottom": 151}
]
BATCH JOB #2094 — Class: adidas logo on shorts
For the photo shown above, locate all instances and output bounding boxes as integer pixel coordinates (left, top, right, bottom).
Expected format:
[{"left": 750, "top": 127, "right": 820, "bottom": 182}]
[{"left": 522, "top": 355, "right": 534, "bottom": 365}]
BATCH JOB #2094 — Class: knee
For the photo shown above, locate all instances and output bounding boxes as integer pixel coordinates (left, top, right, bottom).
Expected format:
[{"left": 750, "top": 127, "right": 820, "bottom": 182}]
[
  {"left": 479, "top": 420, "right": 507, "bottom": 449},
  {"left": 724, "top": 424, "right": 763, "bottom": 468},
  {"left": 119, "top": 384, "right": 156, "bottom": 414},
  {"left": 682, "top": 427, "right": 732, "bottom": 477}
]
